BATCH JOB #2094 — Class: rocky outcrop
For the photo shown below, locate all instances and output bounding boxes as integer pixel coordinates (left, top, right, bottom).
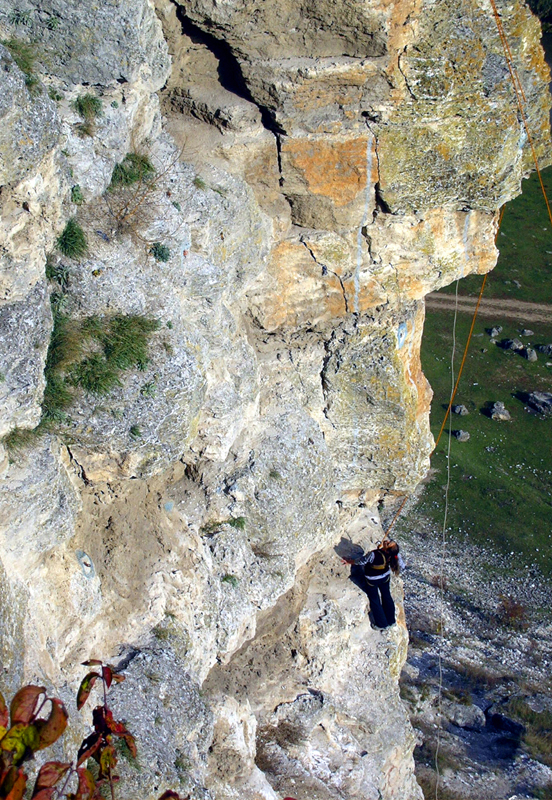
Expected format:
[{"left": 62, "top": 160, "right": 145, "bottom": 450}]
[{"left": 0, "top": 0, "right": 550, "bottom": 798}]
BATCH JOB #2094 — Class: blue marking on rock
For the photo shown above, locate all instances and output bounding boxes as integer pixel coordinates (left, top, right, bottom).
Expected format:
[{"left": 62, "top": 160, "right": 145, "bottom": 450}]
[
  {"left": 76, "top": 549, "right": 95, "bottom": 579},
  {"left": 164, "top": 501, "right": 174, "bottom": 512},
  {"left": 397, "top": 322, "right": 408, "bottom": 349}
]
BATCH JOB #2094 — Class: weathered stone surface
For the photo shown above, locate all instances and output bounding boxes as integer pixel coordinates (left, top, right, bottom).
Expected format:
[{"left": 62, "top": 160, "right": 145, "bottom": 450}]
[
  {"left": 0, "top": 281, "right": 51, "bottom": 437},
  {"left": 180, "top": 0, "right": 388, "bottom": 60},
  {"left": 44, "top": 137, "right": 271, "bottom": 477},
  {"left": 0, "top": 0, "right": 170, "bottom": 89},
  {"left": 0, "top": 45, "right": 60, "bottom": 186},
  {"left": 452, "top": 404, "right": 469, "bottom": 416},
  {"left": 452, "top": 429, "right": 470, "bottom": 442},
  {"left": 442, "top": 700, "right": 486, "bottom": 730},
  {"left": 373, "top": 0, "right": 551, "bottom": 213},
  {"left": 318, "top": 305, "right": 432, "bottom": 494},
  {"left": 0, "top": 437, "right": 81, "bottom": 577}
]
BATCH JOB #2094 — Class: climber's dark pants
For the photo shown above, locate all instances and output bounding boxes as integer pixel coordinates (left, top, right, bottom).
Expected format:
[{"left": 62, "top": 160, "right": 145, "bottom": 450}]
[{"left": 365, "top": 576, "right": 395, "bottom": 628}]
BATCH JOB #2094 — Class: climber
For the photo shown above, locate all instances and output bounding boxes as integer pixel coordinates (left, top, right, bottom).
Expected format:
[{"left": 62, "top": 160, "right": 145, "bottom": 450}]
[{"left": 345, "top": 540, "right": 404, "bottom": 630}]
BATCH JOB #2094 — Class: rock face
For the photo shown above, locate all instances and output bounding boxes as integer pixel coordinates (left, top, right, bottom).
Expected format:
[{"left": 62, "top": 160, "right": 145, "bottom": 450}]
[{"left": 0, "top": 0, "right": 550, "bottom": 798}]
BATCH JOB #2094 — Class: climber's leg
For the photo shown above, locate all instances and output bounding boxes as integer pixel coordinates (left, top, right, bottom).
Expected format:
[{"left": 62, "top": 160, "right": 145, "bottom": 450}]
[
  {"left": 379, "top": 577, "right": 396, "bottom": 626},
  {"left": 365, "top": 579, "right": 388, "bottom": 629}
]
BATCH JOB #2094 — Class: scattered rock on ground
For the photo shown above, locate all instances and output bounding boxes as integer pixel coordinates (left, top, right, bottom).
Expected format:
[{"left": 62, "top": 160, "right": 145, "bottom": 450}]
[
  {"left": 443, "top": 700, "right": 486, "bottom": 730},
  {"left": 526, "top": 391, "right": 552, "bottom": 415},
  {"left": 452, "top": 404, "right": 469, "bottom": 416},
  {"left": 453, "top": 430, "right": 470, "bottom": 441},
  {"left": 520, "top": 329, "right": 534, "bottom": 337},
  {"left": 537, "top": 344, "right": 552, "bottom": 356},
  {"left": 522, "top": 347, "right": 538, "bottom": 362},
  {"left": 491, "top": 401, "right": 511, "bottom": 421},
  {"left": 502, "top": 338, "right": 524, "bottom": 351},
  {"left": 487, "top": 326, "right": 503, "bottom": 337}
]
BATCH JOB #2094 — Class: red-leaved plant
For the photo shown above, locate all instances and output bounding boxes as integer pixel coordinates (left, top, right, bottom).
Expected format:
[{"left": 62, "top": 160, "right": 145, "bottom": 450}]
[{"left": 0, "top": 660, "right": 184, "bottom": 800}]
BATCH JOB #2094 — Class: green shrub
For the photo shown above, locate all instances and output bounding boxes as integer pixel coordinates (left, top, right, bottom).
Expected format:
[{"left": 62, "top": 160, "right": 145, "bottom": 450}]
[
  {"left": 109, "top": 153, "right": 155, "bottom": 188},
  {"left": 73, "top": 93, "right": 102, "bottom": 136},
  {"left": 69, "top": 354, "right": 122, "bottom": 395},
  {"left": 56, "top": 218, "right": 88, "bottom": 259},
  {"left": 129, "top": 424, "right": 142, "bottom": 438},
  {"left": 221, "top": 574, "right": 239, "bottom": 588},
  {"left": 45, "top": 259, "right": 70, "bottom": 289},
  {"left": 48, "top": 86, "right": 63, "bottom": 101},
  {"left": 8, "top": 10, "right": 32, "bottom": 26},
  {"left": 71, "top": 184, "right": 84, "bottom": 205},
  {"left": 74, "top": 93, "right": 102, "bottom": 121},
  {"left": 506, "top": 697, "right": 552, "bottom": 766},
  {"left": 65, "top": 315, "right": 159, "bottom": 395},
  {"left": 150, "top": 242, "right": 170, "bottom": 262},
  {"left": 3, "top": 426, "right": 40, "bottom": 456},
  {"left": 498, "top": 594, "right": 528, "bottom": 631},
  {"left": 193, "top": 176, "right": 206, "bottom": 190},
  {"left": 101, "top": 315, "right": 159, "bottom": 371},
  {"left": 41, "top": 372, "right": 73, "bottom": 425},
  {"left": 140, "top": 380, "right": 156, "bottom": 398},
  {"left": 228, "top": 516, "right": 246, "bottom": 530}
]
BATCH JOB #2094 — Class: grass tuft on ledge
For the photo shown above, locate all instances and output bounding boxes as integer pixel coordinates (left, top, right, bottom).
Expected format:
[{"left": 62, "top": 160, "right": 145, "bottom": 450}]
[{"left": 57, "top": 218, "right": 88, "bottom": 259}]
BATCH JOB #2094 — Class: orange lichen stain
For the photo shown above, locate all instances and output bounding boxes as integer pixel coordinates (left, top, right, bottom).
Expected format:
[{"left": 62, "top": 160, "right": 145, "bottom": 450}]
[
  {"left": 400, "top": 275, "right": 427, "bottom": 299},
  {"left": 283, "top": 136, "right": 376, "bottom": 207},
  {"left": 342, "top": 276, "right": 387, "bottom": 311}
]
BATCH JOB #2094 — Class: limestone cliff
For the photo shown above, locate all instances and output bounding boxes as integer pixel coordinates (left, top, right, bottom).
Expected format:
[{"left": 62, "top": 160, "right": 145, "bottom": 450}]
[{"left": 0, "top": 0, "right": 549, "bottom": 798}]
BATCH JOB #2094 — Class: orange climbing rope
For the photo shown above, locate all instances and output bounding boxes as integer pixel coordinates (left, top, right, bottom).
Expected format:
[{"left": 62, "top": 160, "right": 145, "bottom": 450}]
[{"left": 382, "top": 3, "right": 552, "bottom": 540}]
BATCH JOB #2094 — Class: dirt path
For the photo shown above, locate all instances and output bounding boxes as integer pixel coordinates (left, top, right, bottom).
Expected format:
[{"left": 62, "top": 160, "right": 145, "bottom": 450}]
[{"left": 426, "top": 292, "right": 552, "bottom": 323}]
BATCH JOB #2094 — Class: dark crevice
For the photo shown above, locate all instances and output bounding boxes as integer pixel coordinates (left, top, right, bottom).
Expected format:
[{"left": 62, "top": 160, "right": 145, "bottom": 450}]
[
  {"left": 276, "top": 134, "right": 284, "bottom": 187},
  {"left": 171, "top": 5, "right": 285, "bottom": 135},
  {"left": 374, "top": 183, "right": 392, "bottom": 214}
]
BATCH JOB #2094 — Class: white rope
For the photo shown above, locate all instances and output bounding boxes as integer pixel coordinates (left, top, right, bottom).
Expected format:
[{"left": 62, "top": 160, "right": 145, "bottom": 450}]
[{"left": 434, "top": 278, "right": 459, "bottom": 799}]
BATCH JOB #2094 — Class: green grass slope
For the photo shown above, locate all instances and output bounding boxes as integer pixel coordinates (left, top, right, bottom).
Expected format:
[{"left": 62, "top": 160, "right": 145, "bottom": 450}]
[{"left": 419, "top": 312, "right": 552, "bottom": 575}]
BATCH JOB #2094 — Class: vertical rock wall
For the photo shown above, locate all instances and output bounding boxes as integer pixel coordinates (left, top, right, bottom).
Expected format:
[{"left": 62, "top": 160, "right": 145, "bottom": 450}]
[{"left": 0, "top": 0, "right": 549, "bottom": 798}]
